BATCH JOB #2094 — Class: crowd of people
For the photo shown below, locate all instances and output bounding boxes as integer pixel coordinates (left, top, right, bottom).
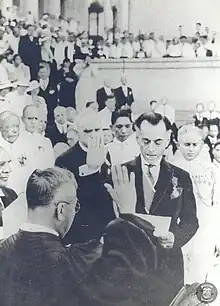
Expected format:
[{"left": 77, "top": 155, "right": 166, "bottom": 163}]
[{"left": 0, "top": 8, "right": 220, "bottom": 306}]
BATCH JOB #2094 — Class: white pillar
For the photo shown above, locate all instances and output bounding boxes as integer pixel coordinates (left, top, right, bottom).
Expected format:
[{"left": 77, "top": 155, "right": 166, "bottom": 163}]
[
  {"left": 26, "top": 0, "right": 38, "bottom": 20},
  {"left": 46, "top": 0, "right": 61, "bottom": 18},
  {"left": 1, "top": 0, "right": 13, "bottom": 17},
  {"left": 103, "top": 0, "right": 113, "bottom": 30},
  {"left": 118, "top": 0, "right": 129, "bottom": 32}
]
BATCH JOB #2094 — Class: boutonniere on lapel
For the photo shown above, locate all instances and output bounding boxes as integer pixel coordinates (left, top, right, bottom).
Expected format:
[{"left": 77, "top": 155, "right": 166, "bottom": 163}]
[
  {"left": 170, "top": 176, "right": 183, "bottom": 200},
  {"left": 49, "top": 89, "right": 55, "bottom": 95},
  {"left": 18, "top": 154, "right": 28, "bottom": 167}
]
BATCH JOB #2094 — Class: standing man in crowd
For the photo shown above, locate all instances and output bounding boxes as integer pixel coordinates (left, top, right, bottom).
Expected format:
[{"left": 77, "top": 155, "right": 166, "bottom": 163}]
[
  {"left": 106, "top": 112, "right": 198, "bottom": 304},
  {"left": 114, "top": 75, "right": 134, "bottom": 110},
  {"left": 19, "top": 24, "right": 41, "bottom": 80},
  {"left": 55, "top": 112, "right": 115, "bottom": 245},
  {"left": 96, "top": 79, "right": 114, "bottom": 111}
]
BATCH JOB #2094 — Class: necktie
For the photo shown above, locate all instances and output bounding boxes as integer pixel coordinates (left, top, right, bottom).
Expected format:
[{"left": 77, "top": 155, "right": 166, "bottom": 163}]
[{"left": 147, "top": 164, "right": 155, "bottom": 186}]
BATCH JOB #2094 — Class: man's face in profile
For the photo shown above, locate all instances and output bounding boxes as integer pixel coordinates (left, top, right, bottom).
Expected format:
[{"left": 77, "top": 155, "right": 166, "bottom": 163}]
[
  {"left": 136, "top": 120, "right": 170, "bottom": 165},
  {"left": 0, "top": 149, "right": 11, "bottom": 186}
]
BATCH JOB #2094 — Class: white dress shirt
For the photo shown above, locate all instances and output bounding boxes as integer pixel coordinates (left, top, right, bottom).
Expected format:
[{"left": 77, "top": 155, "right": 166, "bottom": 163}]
[
  {"left": 39, "top": 77, "right": 49, "bottom": 91},
  {"left": 8, "top": 35, "right": 20, "bottom": 54},
  {"left": 180, "top": 43, "right": 196, "bottom": 57},
  {"left": 108, "top": 134, "right": 140, "bottom": 166},
  {"left": 104, "top": 86, "right": 112, "bottom": 96},
  {"left": 55, "top": 121, "right": 68, "bottom": 135},
  {"left": 121, "top": 85, "right": 128, "bottom": 97},
  {"left": 54, "top": 41, "right": 67, "bottom": 68}
]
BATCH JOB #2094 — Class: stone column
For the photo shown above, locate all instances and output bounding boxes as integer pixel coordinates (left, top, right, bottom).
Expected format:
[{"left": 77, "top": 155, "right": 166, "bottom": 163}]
[
  {"left": 103, "top": 0, "right": 113, "bottom": 30},
  {"left": 117, "top": 0, "right": 129, "bottom": 32},
  {"left": 25, "top": 0, "right": 38, "bottom": 19},
  {"left": 1, "top": 0, "right": 12, "bottom": 16},
  {"left": 45, "top": 0, "right": 61, "bottom": 18}
]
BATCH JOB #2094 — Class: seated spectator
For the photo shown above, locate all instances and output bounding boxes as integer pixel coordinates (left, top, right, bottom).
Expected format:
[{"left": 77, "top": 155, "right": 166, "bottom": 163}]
[
  {"left": 108, "top": 110, "right": 140, "bottom": 165},
  {"left": 0, "top": 146, "right": 17, "bottom": 227},
  {"left": 156, "top": 35, "right": 167, "bottom": 57},
  {"left": 202, "top": 101, "right": 220, "bottom": 121},
  {"left": 109, "top": 34, "right": 122, "bottom": 59},
  {"left": 171, "top": 125, "right": 219, "bottom": 283},
  {"left": 208, "top": 121, "right": 220, "bottom": 147},
  {"left": 0, "top": 111, "right": 35, "bottom": 194},
  {"left": 66, "top": 126, "right": 78, "bottom": 148},
  {"left": 93, "top": 39, "right": 108, "bottom": 59},
  {"left": 57, "top": 58, "right": 78, "bottom": 108},
  {"left": 66, "top": 106, "right": 77, "bottom": 126},
  {"left": 114, "top": 75, "right": 134, "bottom": 110},
  {"left": 155, "top": 97, "right": 176, "bottom": 125},
  {"left": 96, "top": 79, "right": 114, "bottom": 111},
  {"left": 53, "top": 142, "right": 69, "bottom": 158},
  {"left": 193, "top": 102, "right": 206, "bottom": 126},
  {"left": 197, "top": 35, "right": 214, "bottom": 57},
  {"left": 26, "top": 80, "right": 48, "bottom": 119},
  {"left": 5, "top": 78, "right": 30, "bottom": 117},
  {"left": 166, "top": 37, "right": 181, "bottom": 57},
  {"left": 179, "top": 35, "right": 196, "bottom": 57},
  {"left": 99, "top": 94, "right": 116, "bottom": 129},
  {"left": 46, "top": 106, "right": 68, "bottom": 146},
  {"left": 55, "top": 111, "right": 115, "bottom": 244},
  {"left": 22, "top": 105, "right": 55, "bottom": 169},
  {"left": 12, "top": 54, "right": 31, "bottom": 81},
  {"left": 0, "top": 81, "right": 13, "bottom": 110},
  {"left": 120, "top": 33, "right": 134, "bottom": 58}
]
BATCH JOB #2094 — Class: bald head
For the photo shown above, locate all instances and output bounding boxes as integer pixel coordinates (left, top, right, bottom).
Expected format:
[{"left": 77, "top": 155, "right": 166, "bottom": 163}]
[
  {"left": 177, "top": 125, "right": 203, "bottom": 161},
  {"left": 0, "top": 111, "right": 20, "bottom": 143},
  {"left": 22, "top": 105, "right": 40, "bottom": 133}
]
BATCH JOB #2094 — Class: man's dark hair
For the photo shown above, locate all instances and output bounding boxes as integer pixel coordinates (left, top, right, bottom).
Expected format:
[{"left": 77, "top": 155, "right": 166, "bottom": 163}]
[
  {"left": 135, "top": 112, "right": 172, "bottom": 131},
  {"left": 26, "top": 168, "right": 77, "bottom": 210},
  {"left": 149, "top": 100, "right": 157, "bottom": 106},
  {"left": 213, "top": 141, "right": 220, "bottom": 149},
  {"left": 180, "top": 35, "right": 187, "bottom": 40},
  {"left": 196, "top": 22, "right": 201, "bottom": 26},
  {"left": 111, "top": 109, "right": 132, "bottom": 125}
]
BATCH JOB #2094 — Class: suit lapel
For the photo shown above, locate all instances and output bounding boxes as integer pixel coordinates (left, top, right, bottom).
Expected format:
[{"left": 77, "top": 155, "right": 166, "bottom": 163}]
[
  {"left": 150, "top": 159, "right": 174, "bottom": 214},
  {"left": 133, "top": 156, "right": 146, "bottom": 214}
]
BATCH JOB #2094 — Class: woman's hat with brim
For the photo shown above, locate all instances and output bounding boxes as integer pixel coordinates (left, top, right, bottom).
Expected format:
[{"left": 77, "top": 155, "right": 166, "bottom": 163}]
[
  {"left": 0, "top": 82, "right": 14, "bottom": 90},
  {"left": 26, "top": 80, "right": 40, "bottom": 92},
  {"left": 16, "top": 79, "right": 30, "bottom": 87}
]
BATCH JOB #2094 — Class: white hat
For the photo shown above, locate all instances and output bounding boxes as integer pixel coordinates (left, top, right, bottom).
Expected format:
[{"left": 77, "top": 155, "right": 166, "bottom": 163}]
[
  {"left": 0, "top": 82, "right": 13, "bottom": 90},
  {"left": 26, "top": 80, "right": 40, "bottom": 92},
  {"left": 16, "top": 79, "right": 30, "bottom": 87}
]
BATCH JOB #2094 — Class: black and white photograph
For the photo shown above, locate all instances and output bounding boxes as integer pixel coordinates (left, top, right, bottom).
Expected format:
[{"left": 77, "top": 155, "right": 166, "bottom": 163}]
[{"left": 0, "top": 0, "right": 219, "bottom": 305}]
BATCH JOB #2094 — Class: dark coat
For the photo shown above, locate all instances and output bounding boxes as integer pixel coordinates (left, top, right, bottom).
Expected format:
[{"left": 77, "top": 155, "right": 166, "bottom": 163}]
[
  {"left": 96, "top": 87, "right": 114, "bottom": 111},
  {"left": 114, "top": 86, "right": 134, "bottom": 109},
  {"left": 38, "top": 78, "right": 58, "bottom": 126},
  {"left": 55, "top": 142, "right": 115, "bottom": 245},
  {"left": 45, "top": 123, "right": 67, "bottom": 147},
  {"left": 122, "top": 156, "right": 199, "bottom": 301},
  {"left": 57, "top": 67, "right": 78, "bottom": 108},
  {"left": 0, "top": 186, "right": 17, "bottom": 227},
  {"left": 0, "top": 216, "right": 170, "bottom": 306},
  {"left": 18, "top": 35, "right": 41, "bottom": 79}
]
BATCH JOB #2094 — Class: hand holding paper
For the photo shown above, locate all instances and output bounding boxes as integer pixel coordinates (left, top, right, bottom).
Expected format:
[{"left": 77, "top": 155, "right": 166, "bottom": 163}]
[
  {"left": 105, "top": 166, "right": 136, "bottom": 214},
  {"left": 156, "top": 231, "right": 175, "bottom": 249}
]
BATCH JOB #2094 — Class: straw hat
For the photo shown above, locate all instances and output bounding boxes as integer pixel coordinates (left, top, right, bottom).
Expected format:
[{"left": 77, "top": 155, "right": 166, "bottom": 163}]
[
  {"left": 16, "top": 79, "right": 30, "bottom": 87},
  {"left": 0, "top": 82, "right": 13, "bottom": 90},
  {"left": 26, "top": 80, "right": 40, "bottom": 92}
]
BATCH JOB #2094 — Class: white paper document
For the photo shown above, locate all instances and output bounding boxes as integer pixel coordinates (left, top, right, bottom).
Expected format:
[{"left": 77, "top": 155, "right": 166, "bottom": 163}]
[{"left": 134, "top": 214, "right": 172, "bottom": 236}]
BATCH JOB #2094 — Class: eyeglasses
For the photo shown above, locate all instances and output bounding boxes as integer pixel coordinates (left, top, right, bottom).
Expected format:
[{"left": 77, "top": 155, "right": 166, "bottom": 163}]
[
  {"left": 55, "top": 199, "right": 80, "bottom": 214},
  {"left": 83, "top": 128, "right": 101, "bottom": 134}
]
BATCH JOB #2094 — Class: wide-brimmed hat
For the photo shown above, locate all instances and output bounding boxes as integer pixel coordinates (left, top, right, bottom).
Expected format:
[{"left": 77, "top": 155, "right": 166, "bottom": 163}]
[
  {"left": 16, "top": 79, "right": 30, "bottom": 87},
  {"left": 26, "top": 80, "right": 40, "bottom": 92},
  {"left": 0, "top": 82, "right": 13, "bottom": 90}
]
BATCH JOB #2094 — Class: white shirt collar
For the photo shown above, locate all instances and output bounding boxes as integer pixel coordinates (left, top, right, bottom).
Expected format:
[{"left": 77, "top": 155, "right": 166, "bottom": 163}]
[
  {"left": 140, "top": 154, "right": 162, "bottom": 167},
  {"left": 55, "top": 121, "right": 67, "bottom": 134},
  {"left": 20, "top": 222, "right": 59, "bottom": 237},
  {"left": 79, "top": 141, "right": 88, "bottom": 152}
]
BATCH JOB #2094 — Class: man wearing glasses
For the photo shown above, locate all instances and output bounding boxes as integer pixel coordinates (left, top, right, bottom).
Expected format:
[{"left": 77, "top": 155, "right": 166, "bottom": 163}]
[
  {"left": 0, "top": 166, "right": 170, "bottom": 306},
  {"left": 55, "top": 111, "right": 115, "bottom": 245}
]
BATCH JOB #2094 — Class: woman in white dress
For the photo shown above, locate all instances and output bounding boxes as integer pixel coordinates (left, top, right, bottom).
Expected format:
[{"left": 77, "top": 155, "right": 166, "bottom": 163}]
[
  {"left": 26, "top": 81, "right": 48, "bottom": 120},
  {"left": 171, "top": 125, "right": 219, "bottom": 284},
  {"left": 12, "top": 54, "right": 30, "bottom": 82}
]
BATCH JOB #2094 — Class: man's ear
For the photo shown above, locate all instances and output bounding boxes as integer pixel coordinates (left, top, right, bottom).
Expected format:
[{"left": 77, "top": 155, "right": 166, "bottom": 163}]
[{"left": 56, "top": 202, "right": 65, "bottom": 222}]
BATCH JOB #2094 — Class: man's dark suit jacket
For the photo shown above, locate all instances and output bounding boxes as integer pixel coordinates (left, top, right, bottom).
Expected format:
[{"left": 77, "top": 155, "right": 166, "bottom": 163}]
[
  {"left": 96, "top": 87, "right": 114, "bottom": 111},
  {"left": 38, "top": 78, "right": 58, "bottom": 126},
  {"left": 18, "top": 35, "right": 41, "bottom": 79},
  {"left": 55, "top": 142, "right": 115, "bottom": 245},
  {"left": 122, "top": 156, "right": 199, "bottom": 302},
  {"left": 45, "top": 123, "right": 67, "bottom": 147},
  {"left": 0, "top": 216, "right": 173, "bottom": 306},
  {"left": 114, "top": 86, "right": 134, "bottom": 109},
  {"left": 0, "top": 186, "right": 17, "bottom": 227}
]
